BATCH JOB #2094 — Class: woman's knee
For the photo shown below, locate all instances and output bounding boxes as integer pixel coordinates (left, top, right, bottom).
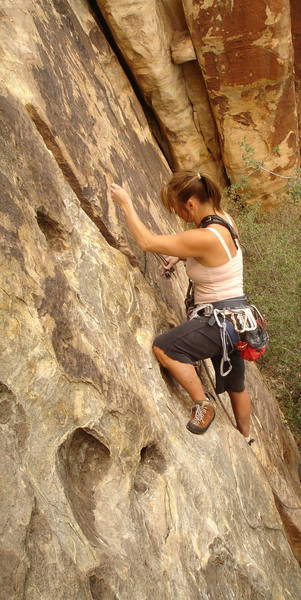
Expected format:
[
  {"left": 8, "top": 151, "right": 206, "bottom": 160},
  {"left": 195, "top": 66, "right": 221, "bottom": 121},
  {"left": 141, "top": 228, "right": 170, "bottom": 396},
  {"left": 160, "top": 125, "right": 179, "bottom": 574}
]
[
  {"left": 228, "top": 387, "right": 247, "bottom": 399},
  {"left": 153, "top": 344, "right": 170, "bottom": 367},
  {"left": 153, "top": 344, "right": 164, "bottom": 360}
]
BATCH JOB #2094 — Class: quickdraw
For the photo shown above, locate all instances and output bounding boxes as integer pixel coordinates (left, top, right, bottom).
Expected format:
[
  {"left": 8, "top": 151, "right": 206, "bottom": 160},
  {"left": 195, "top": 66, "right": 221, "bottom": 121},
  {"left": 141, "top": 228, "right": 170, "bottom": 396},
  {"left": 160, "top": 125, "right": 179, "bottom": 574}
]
[
  {"left": 228, "top": 307, "right": 257, "bottom": 333},
  {"left": 189, "top": 303, "right": 269, "bottom": 375},
  {"left": 153, "top": 252, "right": 175, "bottom": 278},
  {"left": 213, "top": 305, "right": 268, "bottom": 373},
  {"left": 235, "top": 305, "right": 269, "bottom": 361}
]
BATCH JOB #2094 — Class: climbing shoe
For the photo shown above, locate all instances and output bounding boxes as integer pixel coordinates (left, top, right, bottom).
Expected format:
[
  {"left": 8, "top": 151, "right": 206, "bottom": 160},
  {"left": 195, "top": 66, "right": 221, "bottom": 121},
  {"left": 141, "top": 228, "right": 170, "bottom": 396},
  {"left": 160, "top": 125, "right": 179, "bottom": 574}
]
[{"left": 186, "top": 399, "right": 215, "bottom": 435}]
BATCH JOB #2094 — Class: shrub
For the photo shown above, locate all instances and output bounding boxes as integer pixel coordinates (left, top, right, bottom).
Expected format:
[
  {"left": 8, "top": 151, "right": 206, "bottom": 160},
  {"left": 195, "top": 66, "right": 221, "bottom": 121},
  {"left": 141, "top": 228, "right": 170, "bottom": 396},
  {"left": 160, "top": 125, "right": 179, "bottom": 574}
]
[{"left": 225, "top": 189, "right": 301, "bottom": 445}]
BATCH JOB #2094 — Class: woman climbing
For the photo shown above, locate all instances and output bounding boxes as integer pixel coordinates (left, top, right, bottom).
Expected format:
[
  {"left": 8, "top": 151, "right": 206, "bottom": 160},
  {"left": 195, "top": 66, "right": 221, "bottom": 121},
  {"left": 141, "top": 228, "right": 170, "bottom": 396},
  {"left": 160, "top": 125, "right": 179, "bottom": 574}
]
[{"left": 110, "top": 171, "right": 253, "bottom": 444}]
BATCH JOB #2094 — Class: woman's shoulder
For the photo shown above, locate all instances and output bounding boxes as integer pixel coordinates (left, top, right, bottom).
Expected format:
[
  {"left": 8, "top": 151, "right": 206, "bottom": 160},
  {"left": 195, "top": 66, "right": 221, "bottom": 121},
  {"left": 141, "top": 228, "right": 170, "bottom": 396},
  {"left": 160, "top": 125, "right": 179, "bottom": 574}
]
[{"left": 220, "top": 211, "right": 239, "bottom": 235}]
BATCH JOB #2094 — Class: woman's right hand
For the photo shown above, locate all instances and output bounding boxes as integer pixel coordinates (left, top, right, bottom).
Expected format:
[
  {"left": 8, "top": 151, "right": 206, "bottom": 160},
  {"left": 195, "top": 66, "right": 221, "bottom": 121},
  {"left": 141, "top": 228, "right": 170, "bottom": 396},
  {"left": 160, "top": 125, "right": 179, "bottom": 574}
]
[{"left": 110, "top": 183, "right": 133, "bottom": 210}]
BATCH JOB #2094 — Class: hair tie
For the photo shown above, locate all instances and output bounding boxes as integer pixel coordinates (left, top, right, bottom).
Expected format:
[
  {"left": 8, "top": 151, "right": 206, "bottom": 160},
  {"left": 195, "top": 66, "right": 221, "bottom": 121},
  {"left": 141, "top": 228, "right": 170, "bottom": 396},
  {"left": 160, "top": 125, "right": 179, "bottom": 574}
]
[{"left": 197, "top": 172, "right": 202, "bottom": 181}]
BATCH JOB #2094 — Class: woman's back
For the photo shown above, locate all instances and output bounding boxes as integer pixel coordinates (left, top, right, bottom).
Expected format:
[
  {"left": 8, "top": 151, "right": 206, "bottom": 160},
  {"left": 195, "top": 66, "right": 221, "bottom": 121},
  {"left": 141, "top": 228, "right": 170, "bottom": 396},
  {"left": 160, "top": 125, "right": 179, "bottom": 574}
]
[{"left": 186, "top": 213, "right": 244, "bottom": 304}]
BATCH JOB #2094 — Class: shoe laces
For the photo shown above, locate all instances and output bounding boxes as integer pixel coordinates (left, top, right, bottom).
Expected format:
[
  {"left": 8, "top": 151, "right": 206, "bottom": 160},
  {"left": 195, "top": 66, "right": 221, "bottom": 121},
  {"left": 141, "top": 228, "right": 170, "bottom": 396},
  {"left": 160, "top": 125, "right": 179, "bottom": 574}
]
[{"left": 191, "top": 403, "right": 207, "bottom": 425}]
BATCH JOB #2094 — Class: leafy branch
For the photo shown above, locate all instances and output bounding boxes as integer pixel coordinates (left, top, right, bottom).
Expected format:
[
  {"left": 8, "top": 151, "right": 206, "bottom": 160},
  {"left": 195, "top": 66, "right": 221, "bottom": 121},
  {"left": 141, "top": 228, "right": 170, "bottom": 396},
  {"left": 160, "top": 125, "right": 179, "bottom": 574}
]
[{"left": 226, "top": 137, "right": 301, "bottom": 204}]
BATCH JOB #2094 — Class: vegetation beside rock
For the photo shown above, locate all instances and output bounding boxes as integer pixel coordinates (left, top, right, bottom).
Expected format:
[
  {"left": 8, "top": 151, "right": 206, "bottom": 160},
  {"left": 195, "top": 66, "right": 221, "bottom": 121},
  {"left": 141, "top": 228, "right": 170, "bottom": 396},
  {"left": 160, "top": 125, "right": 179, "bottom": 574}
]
[{"left": 226, "top": 184, "right": 301, "bottom": 445}]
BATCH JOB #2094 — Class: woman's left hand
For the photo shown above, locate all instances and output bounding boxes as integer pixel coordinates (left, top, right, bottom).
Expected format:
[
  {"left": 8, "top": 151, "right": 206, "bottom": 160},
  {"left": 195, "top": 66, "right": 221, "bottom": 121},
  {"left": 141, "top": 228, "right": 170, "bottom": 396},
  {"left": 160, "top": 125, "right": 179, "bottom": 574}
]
[
  {"left": 110, "top": 183, "right": 132, "bottom": 209},
  {"left": 159, "top": 255, "right": 179, "bottom": 276}
]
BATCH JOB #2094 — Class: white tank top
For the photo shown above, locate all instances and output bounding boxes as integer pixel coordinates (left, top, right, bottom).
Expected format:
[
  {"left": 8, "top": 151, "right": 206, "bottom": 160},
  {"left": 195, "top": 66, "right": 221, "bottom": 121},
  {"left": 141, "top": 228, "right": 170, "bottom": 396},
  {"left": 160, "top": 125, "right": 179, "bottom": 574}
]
[{"left": 185, "top": 214, "right": 244, "bottom": 304}]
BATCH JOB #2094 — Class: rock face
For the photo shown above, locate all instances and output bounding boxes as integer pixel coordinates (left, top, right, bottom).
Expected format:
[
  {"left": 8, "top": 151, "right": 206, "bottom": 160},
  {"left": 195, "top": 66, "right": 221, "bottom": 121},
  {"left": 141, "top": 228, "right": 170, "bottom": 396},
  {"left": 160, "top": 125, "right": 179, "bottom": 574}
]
[
  {"left": 95, "top": 0, "right": 301, "bottom": 204},
  {"left": 291, "top": 0, "right": 301, "bottom": 150},
  {"left": 95, "top": 0, "right": 224, "bottom": 183},
  {"left": 181, "top": 0, "right": 300, "bottom": 204},
  {"left": 0, "top": 1, "right": 301, "bottom": 599}
]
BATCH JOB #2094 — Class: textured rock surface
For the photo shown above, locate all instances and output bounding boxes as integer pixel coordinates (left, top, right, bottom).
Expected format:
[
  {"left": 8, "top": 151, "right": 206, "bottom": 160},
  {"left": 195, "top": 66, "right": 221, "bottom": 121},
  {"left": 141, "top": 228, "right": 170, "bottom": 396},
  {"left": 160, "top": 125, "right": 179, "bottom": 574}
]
[
  {"left": 171, "top": 29, "right": 197, "bottom": 64},
  {"left": 95, "top": 0, "right": 224, "bottom": 182},
  {"left": 181, "top": 0, "right": 300, "bottom": 203},
  {"left": 291, "top": 0, "right": 301, "bottom": 150},
  {"left": 0, "top": 1, "right": 301, "bottom": 599}
]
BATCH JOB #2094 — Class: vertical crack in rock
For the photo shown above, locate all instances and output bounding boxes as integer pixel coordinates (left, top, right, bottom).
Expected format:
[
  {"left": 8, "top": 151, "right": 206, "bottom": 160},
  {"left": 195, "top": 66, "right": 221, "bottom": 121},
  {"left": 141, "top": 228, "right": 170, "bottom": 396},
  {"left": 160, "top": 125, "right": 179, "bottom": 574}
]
[
  {"left": 57, "top": 428, "right": 111, "bottom": 547},
  {"left": 87, "top": 0, "right": 174, "bottom": 169},
  {"left": 36, "top": 267, "right": 105, "bottom": 383},
  {"left": 0, "top": 382, "right": 14, "bottom": 425},
  {"left": 25, "top": 104, "right": 122, "bottom": 251},
  {"left": 0, "top": 382, "right": 28, "bottom": 450},
  {"left": 22, "top": 497, "right": 38, "bottom": 598},
  {"left": 273, "top": 493, "right": 301, "bottom": 566}
]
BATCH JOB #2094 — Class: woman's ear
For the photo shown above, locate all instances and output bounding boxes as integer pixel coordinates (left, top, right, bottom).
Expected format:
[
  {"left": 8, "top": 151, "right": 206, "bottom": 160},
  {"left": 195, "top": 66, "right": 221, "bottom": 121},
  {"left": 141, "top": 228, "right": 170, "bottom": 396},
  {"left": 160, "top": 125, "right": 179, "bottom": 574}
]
[{"left": 186, "top": 197, "right": 194, "bottom": 209}]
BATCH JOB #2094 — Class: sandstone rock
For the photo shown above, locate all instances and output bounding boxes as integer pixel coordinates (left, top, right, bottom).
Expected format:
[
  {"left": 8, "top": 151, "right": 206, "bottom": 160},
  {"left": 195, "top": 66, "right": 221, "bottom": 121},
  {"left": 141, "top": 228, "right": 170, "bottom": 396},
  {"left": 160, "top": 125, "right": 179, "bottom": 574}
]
[
  {"left": 95, "top": 0, "right": 223, "bottom": 180},
  {"left": 201, "top": 359, "right": 301, "bottom": 564},
  {"left": 181, "top": 60, "right": 223, "bottom": 167},
  {"left": 0, "top": 1, "right": 301, "bottom": 599},
  {"left": 170, "top": 30, "right": 197, "bottom": 64},
  {"left": 182, "top": 0, "right": 300, "bottom": 204},
  {"left": 291, "top": 0, "right": 301, "bottom": 152}
]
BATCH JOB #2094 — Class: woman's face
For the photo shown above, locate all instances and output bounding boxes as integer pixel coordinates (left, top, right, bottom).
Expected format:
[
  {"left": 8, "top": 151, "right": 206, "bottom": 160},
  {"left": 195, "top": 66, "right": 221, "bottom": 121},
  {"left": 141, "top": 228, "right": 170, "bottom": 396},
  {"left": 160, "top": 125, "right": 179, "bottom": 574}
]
[{"left": 174, "top": 201, "right": 193, "bottom": 222}]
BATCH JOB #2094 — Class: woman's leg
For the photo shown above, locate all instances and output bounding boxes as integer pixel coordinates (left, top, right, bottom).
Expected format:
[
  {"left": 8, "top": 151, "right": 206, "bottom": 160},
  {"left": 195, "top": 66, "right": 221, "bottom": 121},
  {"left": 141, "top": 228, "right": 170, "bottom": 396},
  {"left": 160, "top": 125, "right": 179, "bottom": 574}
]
[
  {"left": 153, "top": 345, "right": 215, "bottom": 434},
  {"left": 228, "top": 388, "right": 251, "bottom": 437},
  {"left": 153, "top": 345, "right": 206, "bottom": 402}
]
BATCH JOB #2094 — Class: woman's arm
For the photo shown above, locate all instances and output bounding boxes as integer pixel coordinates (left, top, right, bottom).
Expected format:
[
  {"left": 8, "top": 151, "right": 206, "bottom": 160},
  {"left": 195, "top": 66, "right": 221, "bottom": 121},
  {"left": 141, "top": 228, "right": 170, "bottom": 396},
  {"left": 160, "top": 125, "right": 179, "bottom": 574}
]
[
  {"left": 111, "top": 184, "right": 155, "bottom": 251},
  {"left": 110, "top": 183, "right": 208, "bottom": 258}
]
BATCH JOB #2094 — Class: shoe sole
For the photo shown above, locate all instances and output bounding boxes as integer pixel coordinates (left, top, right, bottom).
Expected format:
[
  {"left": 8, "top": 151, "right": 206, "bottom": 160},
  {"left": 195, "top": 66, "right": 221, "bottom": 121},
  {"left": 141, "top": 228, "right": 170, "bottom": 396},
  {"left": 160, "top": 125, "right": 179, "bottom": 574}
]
[{"left": 186, "top": 412, "right": 215, "bottom": 435}]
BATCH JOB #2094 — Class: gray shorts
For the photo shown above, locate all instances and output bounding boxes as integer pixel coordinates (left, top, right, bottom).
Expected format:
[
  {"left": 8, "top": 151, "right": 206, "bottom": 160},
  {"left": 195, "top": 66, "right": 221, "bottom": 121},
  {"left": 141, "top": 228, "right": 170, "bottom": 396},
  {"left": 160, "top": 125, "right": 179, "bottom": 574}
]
[{"left": 153, "top": 316, "right": 245, "bottom": 394}]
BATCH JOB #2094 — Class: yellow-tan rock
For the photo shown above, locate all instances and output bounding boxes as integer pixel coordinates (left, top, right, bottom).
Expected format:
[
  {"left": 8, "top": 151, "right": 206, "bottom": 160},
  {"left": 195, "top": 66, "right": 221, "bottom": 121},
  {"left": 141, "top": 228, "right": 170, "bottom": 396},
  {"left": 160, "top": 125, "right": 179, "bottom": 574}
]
[
  {"left": 96, "top": 0, "right": 223, "bottom": 181},
  {"left": 0, "top": 1, "right": 301, "bottom": 598},
  {"left": 170, "top": 30, "right": 197, "bottom": 64}
]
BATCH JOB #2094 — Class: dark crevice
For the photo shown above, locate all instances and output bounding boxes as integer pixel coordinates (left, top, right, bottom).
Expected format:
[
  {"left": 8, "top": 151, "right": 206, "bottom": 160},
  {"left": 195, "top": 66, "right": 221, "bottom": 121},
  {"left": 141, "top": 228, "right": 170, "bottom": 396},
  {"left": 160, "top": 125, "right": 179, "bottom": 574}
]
[
  {"left": 134, "top": 444, "right": 166, "bottom": 494},
  {"left": 87, "top": 0, "right": 174, "bottom": 170},
  {"left": 26, "top": 104, "right": 119, "bottom": 247},
  {"left": 36, "top": 209, "right": 69, "bottom": 252},
  {"left": 26, "top": 104, "right": 139, "bottom": 267},
  {"left": 57, "top": 428, "right": 111, "bottom": 546},
  {"left": 89, "top": 569, "right": 119, "bottom": 600},
  {"left": 273, "top": 493, "right": 301, "bottom": 566}
]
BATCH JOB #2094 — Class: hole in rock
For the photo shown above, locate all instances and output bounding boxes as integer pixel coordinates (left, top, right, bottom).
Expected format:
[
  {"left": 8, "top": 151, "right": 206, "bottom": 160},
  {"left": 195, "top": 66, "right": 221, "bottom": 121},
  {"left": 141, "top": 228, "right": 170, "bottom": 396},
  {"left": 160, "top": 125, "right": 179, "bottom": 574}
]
[
  {"left": 0, "top": 382, "right": 14, "bottom": 424},
  {"left": 134, "top": 444, "right": 166, "bottom": 494},
  {"left": 140, "top": 444, "right": 166, "bottom": 471},
  {"left": 57, "top": 428, "right": 111, "bottom": 545},
  {"left": 36, "top": 208, "right": 68, "bottom": 251},
  {"left": 89, "top": 571, "right": 119, "bottom": 600}
]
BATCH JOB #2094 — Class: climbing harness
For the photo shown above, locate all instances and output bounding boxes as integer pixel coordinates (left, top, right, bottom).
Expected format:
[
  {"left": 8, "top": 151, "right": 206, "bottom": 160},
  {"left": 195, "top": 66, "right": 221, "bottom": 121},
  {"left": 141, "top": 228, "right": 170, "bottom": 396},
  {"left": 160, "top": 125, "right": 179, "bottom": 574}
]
[
  {"left": 185, "top": 279, "right": 195, "bottom": 316},
  {"left": 189, "top": 302, "right": 268, "bottom": 374}
]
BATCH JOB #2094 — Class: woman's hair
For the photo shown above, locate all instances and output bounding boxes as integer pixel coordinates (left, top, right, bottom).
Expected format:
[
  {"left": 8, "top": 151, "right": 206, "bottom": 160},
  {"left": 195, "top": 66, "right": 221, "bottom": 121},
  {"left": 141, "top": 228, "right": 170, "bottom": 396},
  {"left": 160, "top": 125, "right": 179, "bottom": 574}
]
[{"left": 160, "top": 171, "right": 221, "bottom": 213}]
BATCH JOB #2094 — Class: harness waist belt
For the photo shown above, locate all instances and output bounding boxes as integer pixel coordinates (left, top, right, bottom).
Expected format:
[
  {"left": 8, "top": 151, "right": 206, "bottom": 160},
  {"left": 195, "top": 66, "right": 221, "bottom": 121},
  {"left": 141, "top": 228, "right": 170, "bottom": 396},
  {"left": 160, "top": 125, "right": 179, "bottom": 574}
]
[
  {"left": 210, "top": 296, "right": 246, "bottom": 310},
  {"left": 191, "top": 296, "right": 246, "bottom": 318}
]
